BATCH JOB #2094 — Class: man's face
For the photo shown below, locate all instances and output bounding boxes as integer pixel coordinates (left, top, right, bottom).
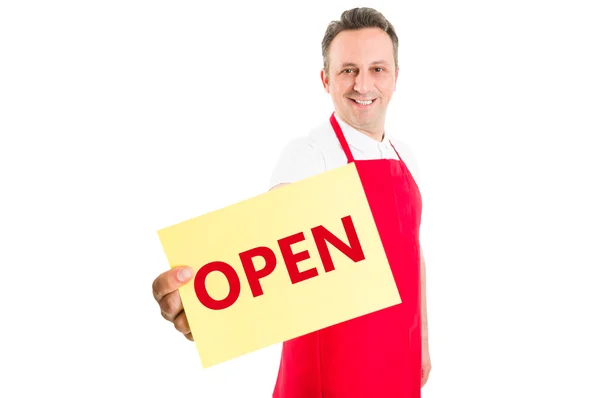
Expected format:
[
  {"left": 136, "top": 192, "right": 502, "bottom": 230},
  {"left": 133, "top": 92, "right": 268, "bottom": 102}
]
[{"left": 321, "top": 27, "right": 398, "bottom": 138}]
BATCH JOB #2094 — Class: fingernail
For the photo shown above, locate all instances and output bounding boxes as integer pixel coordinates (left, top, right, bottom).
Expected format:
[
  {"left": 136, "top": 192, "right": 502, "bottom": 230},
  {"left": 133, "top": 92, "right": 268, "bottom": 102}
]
[{"left": 178, "top": 267, "right": 193, "bottom": 281}]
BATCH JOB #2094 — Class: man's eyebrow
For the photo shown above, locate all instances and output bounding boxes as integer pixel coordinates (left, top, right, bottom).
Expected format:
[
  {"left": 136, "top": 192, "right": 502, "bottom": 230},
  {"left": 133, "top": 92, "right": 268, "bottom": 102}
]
[{"left": 340, "top": 60, "right": 390, "bottom": 68}]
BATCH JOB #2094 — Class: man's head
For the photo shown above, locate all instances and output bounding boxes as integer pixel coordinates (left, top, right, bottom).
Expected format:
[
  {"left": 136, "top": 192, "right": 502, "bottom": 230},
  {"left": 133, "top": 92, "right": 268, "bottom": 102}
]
[{"left": 320, "top": 8, "right": 399, "bottom": 140}]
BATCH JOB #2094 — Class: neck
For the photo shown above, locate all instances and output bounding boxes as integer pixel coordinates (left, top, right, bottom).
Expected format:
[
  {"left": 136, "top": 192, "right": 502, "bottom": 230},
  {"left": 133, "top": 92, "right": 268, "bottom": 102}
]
[
  {"left": 355, "top": 126, "right": 385, "bottom": 142},
  {"left": 335, "top": 113, "right": 385, "bottom": 142}
]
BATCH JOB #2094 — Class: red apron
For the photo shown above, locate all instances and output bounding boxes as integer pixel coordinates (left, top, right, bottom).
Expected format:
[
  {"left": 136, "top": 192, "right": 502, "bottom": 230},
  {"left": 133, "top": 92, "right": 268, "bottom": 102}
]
[{"left": 273, "top": 113, "right": 423, "bottom": 398}]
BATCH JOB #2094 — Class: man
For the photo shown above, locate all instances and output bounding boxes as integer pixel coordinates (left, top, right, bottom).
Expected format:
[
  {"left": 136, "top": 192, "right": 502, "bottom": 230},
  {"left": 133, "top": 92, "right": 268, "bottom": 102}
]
[{"left": 152, "top": 7, "right": 431, "bottom": 398}]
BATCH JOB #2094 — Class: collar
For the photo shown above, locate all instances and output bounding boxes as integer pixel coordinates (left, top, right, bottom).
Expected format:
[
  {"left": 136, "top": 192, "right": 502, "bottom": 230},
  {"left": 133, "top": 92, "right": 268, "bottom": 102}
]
[{"left": 333, "top": 112, "right": 391, "bottom": 153}]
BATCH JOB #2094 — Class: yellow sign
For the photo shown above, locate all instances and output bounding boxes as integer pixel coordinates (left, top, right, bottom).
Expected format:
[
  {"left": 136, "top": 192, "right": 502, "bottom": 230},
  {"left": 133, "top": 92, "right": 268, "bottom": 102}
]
[{"left": 157, "top": 163, "right": 401, "bottom": 368}]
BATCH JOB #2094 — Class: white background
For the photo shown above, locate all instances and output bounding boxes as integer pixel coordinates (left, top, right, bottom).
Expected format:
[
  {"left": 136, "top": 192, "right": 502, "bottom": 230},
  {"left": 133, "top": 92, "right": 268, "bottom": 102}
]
[{"left": 1, "top": 0, "right": 599, "bottom": 397}]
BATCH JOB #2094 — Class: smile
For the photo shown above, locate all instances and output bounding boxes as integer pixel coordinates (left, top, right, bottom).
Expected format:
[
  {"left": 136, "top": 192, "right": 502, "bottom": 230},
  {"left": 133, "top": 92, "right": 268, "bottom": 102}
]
[{"left": 350, "top": 98, "right": 376, "bottom": 106}]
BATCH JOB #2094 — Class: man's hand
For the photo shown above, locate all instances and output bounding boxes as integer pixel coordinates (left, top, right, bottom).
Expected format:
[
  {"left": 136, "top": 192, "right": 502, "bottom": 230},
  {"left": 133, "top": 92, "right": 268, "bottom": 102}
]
[
  {"left": 152, "top": 266, "right": 195, "bottom": 341},
  {"left": 152, "top": 183, "right": 286, "bottom": 342},
  {"left": 421, "top": 340, "right": 432, "bottom": 387}
]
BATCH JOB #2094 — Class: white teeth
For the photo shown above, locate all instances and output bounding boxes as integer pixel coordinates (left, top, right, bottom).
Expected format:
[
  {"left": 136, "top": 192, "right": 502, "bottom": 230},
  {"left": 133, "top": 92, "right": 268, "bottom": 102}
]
[{"left": 354, "top": 99, "right": 373, "bottom": 105}]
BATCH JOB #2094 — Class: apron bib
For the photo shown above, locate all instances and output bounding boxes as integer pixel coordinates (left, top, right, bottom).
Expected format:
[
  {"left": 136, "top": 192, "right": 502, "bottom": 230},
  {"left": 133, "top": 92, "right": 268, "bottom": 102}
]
[{"left": 273, "top": 113, "right": 423, "bottom": 398}]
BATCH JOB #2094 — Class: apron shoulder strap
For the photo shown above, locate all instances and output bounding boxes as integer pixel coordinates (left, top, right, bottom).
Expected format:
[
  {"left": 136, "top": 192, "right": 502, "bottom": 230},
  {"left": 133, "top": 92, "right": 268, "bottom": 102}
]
[
  {"left": 329, "top": 113, "right": 354, "bottom": 164},
  {"left": 388, "top": 140, "right": 402, "bottom": 161}
]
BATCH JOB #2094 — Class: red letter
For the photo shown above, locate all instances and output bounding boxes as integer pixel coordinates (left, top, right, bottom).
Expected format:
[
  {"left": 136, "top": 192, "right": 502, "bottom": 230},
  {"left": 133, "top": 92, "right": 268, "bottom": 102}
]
[
  {"left": 278, "top": 232, "right": 317, "bottom": 284},
  {"left": 194, "top": 261, "right": 241, "bottom": 310},
  {"left": 311, "top": 215, "right": 366, "bottom": 272},
  {"left": 239, "top": 246, "right": 277, "bottom": 298}
]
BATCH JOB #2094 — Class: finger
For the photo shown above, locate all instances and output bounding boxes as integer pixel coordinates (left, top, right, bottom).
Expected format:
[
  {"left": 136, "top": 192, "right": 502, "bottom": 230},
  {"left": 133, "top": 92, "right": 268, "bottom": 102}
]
[
  {"left": 184, "top": 332, "right": 194, "bottom": 342},
  {"left": 152, "top": 266, "right": 194, "bottom": 302},
  {"left": 173, "top": 311, "right": 191, "bottom": 335},
  {"left": 159, "top": 290, "right": 184, "bottom": 322}
]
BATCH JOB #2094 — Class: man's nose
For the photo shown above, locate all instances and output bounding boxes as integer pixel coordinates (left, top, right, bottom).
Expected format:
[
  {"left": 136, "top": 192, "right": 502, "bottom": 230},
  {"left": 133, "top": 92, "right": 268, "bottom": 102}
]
[{"left": 353, "top": 71, "right": 374, "bottom": 94}]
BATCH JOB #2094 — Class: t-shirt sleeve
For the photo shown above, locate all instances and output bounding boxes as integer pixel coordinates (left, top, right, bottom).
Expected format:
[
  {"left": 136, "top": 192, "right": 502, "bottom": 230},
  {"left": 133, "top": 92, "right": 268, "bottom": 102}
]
[{"left": 269, "top": 136, "right": 326, "bottom": 190}]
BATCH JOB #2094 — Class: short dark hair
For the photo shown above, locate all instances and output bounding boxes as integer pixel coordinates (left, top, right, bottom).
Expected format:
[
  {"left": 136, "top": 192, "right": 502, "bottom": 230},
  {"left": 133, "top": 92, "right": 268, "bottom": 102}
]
[{"left": 321, "top": 7, "right": 399, "bottom": 76}]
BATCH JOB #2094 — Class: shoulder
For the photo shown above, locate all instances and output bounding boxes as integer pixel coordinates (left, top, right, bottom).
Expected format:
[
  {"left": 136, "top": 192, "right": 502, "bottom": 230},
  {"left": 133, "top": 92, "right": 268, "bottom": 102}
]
[
  {"left": 388, "top": 136, "right": 421, "bottom": 186},
  {"left": 268, "top": 122, "right": 330, "bottom": 190}
]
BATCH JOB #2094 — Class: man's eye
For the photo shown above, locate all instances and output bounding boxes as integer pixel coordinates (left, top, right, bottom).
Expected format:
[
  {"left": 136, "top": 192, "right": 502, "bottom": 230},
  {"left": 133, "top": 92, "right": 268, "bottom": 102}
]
[
  {"left": 343, "top": 69, "right": 354, "bottom": 73},
  {"left": 374, "top": 67, "right": 383, "bottom": 72}
]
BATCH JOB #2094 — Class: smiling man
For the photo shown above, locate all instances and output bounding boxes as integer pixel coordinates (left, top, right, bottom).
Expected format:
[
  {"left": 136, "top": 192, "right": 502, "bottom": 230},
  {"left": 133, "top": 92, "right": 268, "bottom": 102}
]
[
  {"left": 151, "top": 7, "right": 431, "bottom": 398},
  {"left": 267, "top": 8, "right": 432, "bottom": 398}
]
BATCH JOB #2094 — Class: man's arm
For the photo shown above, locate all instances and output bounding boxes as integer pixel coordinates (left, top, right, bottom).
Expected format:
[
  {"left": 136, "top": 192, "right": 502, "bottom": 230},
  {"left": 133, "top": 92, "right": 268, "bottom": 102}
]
[
  {"left": 420, "top": 243, "right": 432, "bottom": 386},
  {"left": 421, "top": 244, "right": 428, "bottom": 345}
]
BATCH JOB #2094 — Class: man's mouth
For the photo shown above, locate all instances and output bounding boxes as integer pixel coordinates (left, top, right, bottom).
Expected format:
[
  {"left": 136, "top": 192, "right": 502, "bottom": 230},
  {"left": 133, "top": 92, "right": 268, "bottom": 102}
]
[{"left": 350, "top": 98, "right": 376, "bottom": 106}]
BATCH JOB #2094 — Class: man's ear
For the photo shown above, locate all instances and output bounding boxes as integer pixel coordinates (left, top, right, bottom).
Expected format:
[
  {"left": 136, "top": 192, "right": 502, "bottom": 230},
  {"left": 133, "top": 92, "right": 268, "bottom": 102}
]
[
  {"left": 394, "top": 66, "right": 399, "bottom": 91},
  {"left": 321, "top": 68, "right": 330, "bottom": 93}
]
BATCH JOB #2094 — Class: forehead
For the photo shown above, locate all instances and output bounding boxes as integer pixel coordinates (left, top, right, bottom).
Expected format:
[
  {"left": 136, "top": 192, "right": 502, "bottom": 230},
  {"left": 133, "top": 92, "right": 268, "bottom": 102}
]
[{"left": 328, "top": 27, "right": 394, "bottom": 65}]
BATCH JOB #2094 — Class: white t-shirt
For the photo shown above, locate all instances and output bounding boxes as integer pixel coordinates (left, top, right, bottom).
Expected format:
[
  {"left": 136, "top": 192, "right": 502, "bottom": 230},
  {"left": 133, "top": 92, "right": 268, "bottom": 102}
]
[{"left": 269, "top": 112, "right": 421, "bottom": 190}]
